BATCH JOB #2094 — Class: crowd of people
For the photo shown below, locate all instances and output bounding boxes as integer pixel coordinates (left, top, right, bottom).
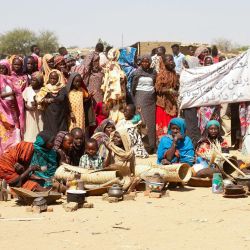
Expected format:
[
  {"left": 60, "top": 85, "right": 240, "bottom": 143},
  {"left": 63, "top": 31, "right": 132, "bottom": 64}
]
[{"left": 0, "top": 42, "right": 249, "bottom": 192}]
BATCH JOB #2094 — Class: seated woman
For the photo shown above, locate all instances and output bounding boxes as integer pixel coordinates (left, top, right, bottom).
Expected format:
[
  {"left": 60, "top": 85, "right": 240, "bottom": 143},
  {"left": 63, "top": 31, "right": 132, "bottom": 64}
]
[
  {"left": 0, "top": 131, "right": 57, "bottom": 191},
  {"left": 92, "top": 118, "right": 116, "bottom": 160},
  {"left": 116, "top": 104, "right": 149, "bottom": 158},
  {"left": 157, "top": 118, "right": 195, "bottom": 166},
  {"left": 104, "top": 128, "right": 135, "bottom": 177},
  {"left": 53, "top": 131, "right": 74, "bottom": 165},
  {"left": 194, "top": 120, "right": 229, "bottom": 178}
]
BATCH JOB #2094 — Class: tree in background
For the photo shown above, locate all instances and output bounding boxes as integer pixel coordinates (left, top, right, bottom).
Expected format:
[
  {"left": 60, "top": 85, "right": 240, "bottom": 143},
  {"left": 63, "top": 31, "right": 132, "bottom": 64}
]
[
  {"left": 37, "top": 31, "right": 59, "bottom": 54},
  {"left": 0, "top": 28, "right": 59, "bottom": 56},
  {"left": 0, "top": 28, "right": 36, "bottom": 55}
]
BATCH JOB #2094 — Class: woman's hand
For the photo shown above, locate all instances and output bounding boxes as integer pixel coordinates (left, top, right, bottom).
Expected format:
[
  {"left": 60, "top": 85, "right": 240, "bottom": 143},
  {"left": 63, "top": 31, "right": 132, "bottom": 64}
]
[
  {"left": 137, "top": 106, "right": 142, "bottom": 114},
  {"left": 173, "top": 133, "right": 183, "bottom": 143},
  {"left": 161, "top": 159, "right": 171, "bottom": 165},
  {"left": 29, "top": 165, "right": 41, "bottom": 172}
]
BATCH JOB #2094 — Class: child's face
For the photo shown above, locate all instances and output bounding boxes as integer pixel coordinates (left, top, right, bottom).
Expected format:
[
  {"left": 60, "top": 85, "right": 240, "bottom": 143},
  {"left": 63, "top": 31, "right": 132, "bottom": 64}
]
[
  {"left": 72, "top": 75, "right": 82, "bottom": 90},
  {"left": 85, "top": 142, "right": 98, "bottom": 157},
  {"left": 49, "top": 72, "right": 59, "bottom": 85},
  {"left": 124, "top": 105, "right": 134, "bottom": 120},
  {"left": 62, "top": 135, "right": 74, "bottom": 151},
  {"left": 30, "top": 76, "right": 41, "bottom": 90},
  {"left": 102, "top": 104, "right": 110, "bottom": 117}
]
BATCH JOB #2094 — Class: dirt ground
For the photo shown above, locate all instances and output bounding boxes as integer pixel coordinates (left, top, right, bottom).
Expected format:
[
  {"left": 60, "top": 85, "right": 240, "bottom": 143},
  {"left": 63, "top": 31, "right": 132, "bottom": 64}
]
[
  {"left": 1, "top": 120, "right": 249, "bottom": 250},
  {"left": 1, "top": 185, "right": 250, "bottom": 250}
]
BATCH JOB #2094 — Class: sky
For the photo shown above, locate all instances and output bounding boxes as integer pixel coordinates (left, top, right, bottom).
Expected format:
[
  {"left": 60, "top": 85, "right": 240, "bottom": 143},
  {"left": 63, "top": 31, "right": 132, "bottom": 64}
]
[{"left": 0, "top": 0, "right": 249, "bottom": 48}]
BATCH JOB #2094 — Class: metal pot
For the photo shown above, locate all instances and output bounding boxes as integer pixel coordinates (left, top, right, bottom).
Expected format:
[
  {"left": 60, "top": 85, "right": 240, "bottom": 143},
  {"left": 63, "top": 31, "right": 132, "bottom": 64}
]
[
  {"left": 108, "top": 184, "right": 123, "bottom": 198},
  {"left": 66, "top": 190, "right": 86, "bottom": 204}
]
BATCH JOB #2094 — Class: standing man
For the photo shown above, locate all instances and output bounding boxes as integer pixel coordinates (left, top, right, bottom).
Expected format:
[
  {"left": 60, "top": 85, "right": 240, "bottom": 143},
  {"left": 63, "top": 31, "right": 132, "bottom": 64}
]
[{"left": 171, "top": 44, "right": 185, "bottom": 76}]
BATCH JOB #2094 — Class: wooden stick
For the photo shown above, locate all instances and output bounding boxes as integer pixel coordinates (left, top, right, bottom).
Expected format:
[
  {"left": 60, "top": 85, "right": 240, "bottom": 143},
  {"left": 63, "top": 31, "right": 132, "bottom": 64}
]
[{"left": 214, "top": 149, "right": 246, "bottom": 177}]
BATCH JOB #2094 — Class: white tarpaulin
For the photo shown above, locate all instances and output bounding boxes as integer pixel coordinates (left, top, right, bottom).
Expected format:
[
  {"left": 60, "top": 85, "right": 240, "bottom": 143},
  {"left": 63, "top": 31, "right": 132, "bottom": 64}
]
[{"left": 179, "top": 50, "right": 250, "bottom": 109}]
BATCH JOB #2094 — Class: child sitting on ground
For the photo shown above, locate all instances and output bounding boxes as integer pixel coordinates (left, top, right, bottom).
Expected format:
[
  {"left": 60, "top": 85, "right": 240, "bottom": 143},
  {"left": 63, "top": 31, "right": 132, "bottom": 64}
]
[{"left": 79, "top": 138, "right": 103, "bottom": 169}]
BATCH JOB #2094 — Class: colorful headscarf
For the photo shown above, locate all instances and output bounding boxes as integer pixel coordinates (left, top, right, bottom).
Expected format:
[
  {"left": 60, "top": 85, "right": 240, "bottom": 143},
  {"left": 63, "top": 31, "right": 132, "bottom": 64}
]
[
  {"left": 206, "top": 120, "right": 220, "bottom": 129},
  {"left": 118, "top": 47, "right": 137, "bottom": 92},
  {"left": 168, "top": 118, "right": 187, "bottom": 137},
  {"left": 94, "top": 118, "right": 116, "bottom": 134},
  {"left": 0, "top": 59, "right": 11, "bottom": 75},
  {"left": 36, "top": 69, "right": 65, "bottom": 104},
  {"left": 42, "top": 54, "right": 54, "bottom": 84},
  {"left": 30, "top": 131, "right": 58, "bottom": 187},
  {"left": 108, "top": 48, "right": 120, "bottom": 61},
  {"left": 109, "top": 128, "right": 134, "bottom": 161},
  {"left": 54, "top": 55, "right": 65, "bottom": 67},
  {"left": 95, "top": 102, "right": 109, "bottom": 126},
  {"left": 194, "top": 46, "right": 208, "bottom": 58}
]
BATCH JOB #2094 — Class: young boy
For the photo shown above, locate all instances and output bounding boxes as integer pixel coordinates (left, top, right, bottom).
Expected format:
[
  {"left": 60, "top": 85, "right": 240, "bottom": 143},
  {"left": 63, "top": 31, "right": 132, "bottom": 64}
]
[{"left": 79, "top": 138, "right": 103, "bottom": 169}]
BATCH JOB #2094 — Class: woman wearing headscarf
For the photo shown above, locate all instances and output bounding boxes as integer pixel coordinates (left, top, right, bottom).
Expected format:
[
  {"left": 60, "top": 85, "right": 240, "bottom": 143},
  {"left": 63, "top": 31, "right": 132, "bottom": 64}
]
[
  {"left": 196, "top": 120, "right": 229, "bottom": 156},
  {"left": 132, "top": 55, "right": 157, "bottom": 153},
  {"left": 10, "top": 56, "right": 29, "bottom": 138},
  {"left": 22, "top": 71, "right": 44, "bottom": 142},
  {"left": 28, "top": 131, "right": 58, "bottom": 187},
  {"left": 102, "top": 48, "right": 126, "bottom": 123},
  {"left": 66, "top": 73, "right": 89, "bottom": 131},
  {"left": 42, "top": 54, "right": 54, "bottom": 84},
  {"left": 102, "top": 48, "right": 126, "bottom": 104},
  {"left": 104, "top": 128, "right": 135, "bottom": 177},
  {"left": 157, "top": 118, "right": 194, "bottom": 166},
  {"left": 0, "top": 59, "right": 11, "bottom": 75},
  {"left": 0, "top": 74, "right": 21, "bottom": 154},
  {"left": 118, "top": 47, "right": 137, "bottom": 103},
  {"left": 53, "top": 55, "right": 67, "bottom": 84},
  {"left": 193, "top": 120, "right": 229, "bottom": 178},
  {"left": 0, "top": 131, "right": 57, "bottom": 191},
  {"left": 194, "top": 46, "right": 209, "bottom": 66},
  {"left": 92, "top": 118, "right": 116, "bottom": 160},
  {"left": 155, "top": 55, "right": 179, "bottom": 141},
  {"left": 36, "top": 69, "right": 68, "bottom": 136},
  {"left": 83, "top": 51, "right": 104, "bottom": 106}
]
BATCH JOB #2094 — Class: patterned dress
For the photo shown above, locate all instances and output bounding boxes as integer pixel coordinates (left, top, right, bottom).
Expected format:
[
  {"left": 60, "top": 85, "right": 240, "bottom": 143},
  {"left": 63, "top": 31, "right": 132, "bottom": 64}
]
[{"left": 68, "top": 88, "right": 88, "bottom": 131}]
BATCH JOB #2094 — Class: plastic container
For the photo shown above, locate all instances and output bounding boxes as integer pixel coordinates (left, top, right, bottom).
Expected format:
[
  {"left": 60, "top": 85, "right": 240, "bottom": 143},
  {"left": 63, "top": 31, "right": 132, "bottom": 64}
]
[{"left": 212, "top": 173, "right": 224, "bottom": 193}]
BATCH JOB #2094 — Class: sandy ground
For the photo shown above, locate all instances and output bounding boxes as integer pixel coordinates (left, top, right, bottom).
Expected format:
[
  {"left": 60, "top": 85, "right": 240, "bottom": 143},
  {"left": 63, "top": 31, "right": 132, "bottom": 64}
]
[
  {"left": 1, "top": 187, "right": 250, "bottom": 250},
  {"left": 1, "top": 119, "right": 250, "bottom": 250}
]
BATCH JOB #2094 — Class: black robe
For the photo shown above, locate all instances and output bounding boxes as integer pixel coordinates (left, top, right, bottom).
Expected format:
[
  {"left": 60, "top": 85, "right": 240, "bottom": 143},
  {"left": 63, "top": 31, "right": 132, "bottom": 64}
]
[{"left": 42, "top": 87, "right": 69, "bottom": 136}]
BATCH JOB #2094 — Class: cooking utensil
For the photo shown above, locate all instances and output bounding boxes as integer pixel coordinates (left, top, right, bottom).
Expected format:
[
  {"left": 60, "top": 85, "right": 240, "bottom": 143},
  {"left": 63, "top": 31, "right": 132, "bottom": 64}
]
[
  {"left": 108, "top": 184, "right": 123, "bottom": 199},
  {"left": 66, "top": 190, "right": 86, "bottom": 204}
]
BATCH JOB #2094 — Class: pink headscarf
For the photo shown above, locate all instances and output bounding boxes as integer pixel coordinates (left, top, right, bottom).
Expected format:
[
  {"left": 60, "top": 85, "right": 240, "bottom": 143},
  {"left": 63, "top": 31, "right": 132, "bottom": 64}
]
[{"left": 0, "top": 59, "right": 11, "bottom": 75}]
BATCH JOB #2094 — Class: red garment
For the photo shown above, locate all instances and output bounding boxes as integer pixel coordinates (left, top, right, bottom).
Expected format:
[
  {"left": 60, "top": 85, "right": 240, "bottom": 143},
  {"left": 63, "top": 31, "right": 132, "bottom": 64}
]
[
  {"left": 156, "top": 105, "right": 176, "bottom": 140},
  {"left": 213, "top": 56, "right": 219, "bottom": 64},
  {"left": 0, "top": 142, "right": 38, "bottom": 190},
  {"left": 95, "top": 102, "right": 108, "bottom": 126}
]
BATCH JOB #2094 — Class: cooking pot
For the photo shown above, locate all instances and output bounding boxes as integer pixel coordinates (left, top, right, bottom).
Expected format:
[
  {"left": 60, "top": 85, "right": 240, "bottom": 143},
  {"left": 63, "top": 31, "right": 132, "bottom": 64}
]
[{"left": 66, "top": 190, "right": 86, "bottom": 204}]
